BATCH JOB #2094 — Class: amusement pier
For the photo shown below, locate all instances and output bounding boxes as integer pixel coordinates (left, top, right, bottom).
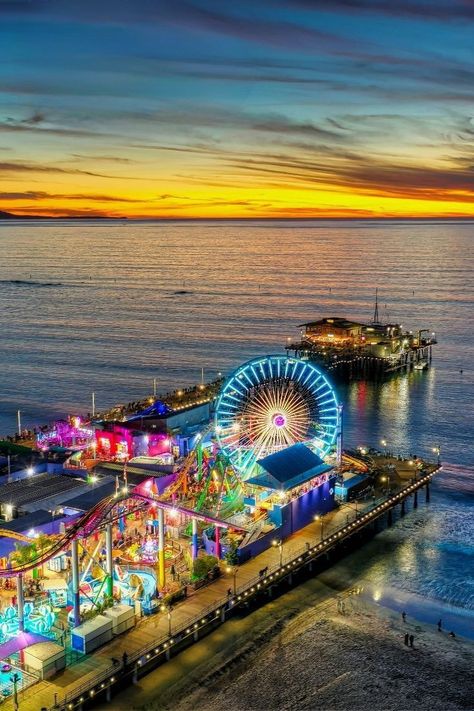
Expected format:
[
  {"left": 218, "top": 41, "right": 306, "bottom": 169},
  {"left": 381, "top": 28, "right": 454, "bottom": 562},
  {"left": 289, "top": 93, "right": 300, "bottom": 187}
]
[{"left": 0, "top": 355, "right": 441, "bottom": 710}]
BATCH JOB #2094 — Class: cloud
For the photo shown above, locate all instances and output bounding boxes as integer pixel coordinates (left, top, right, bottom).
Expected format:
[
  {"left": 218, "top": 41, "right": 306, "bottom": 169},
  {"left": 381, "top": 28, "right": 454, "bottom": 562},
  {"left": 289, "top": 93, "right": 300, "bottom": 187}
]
[
  {"left": 70, "top": 154, "right": 136, "bottom": 163},
  {"left": 0, "top": 161, "right": 141, "bottom": 180},
  {"left": 0, "top": 1, "right": 360, "bottom": 52},
  {"left": 286, "top": 0, "right": 474, "bottom": 21},
  {"left": 0, "top": 190, "right": 144, "bottom": 202},
  {"left": 0, "top": 115, "right": 115, "bottom": 139},
  {"left": 223, "top": 148, "right": 474, "bottom": 203}
]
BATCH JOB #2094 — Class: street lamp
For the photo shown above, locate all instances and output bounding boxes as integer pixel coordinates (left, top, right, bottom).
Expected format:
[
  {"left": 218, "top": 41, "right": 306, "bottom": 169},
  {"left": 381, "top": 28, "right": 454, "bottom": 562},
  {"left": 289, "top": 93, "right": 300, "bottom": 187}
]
[
  {"left": 160, "top": 604, "right": 172, "bottom": 637},
  {"left": 314, "top": 514, "right": 325, "bottom": 541},
  {"left": 380, "top": 475, "right": 389, "bottom": 494},
  {"left": 272, "top": 538, "right": 283, "bottom": 567},
  {"left": 10, "top": 671, "right": 20, "bottom": 711},
  {"left": 226, "top": 565, "right": 238, "bottom": 594},
  {"left": 381, "top": 439, "right": 388, "bottom": 456},
  {"left": 432, "top": 445, "right": 441, "bottom": 467}
]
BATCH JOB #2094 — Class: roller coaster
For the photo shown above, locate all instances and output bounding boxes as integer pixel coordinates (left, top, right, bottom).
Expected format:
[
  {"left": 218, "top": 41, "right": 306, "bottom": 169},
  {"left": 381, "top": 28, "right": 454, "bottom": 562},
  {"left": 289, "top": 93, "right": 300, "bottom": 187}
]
[{"left": 0, "top": 490, "right": 246, "bottom": 578}]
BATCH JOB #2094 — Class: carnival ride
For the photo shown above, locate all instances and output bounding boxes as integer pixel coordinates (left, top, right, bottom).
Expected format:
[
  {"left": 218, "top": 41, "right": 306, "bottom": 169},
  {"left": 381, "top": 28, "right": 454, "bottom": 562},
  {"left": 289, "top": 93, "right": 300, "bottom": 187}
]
[
  {"left": 0, "top": 602, "right": 56, "bottom": 644},
  {"left": 36, "top": 418, "right": 94, "bottom": 451},
  {"left": 215, "top": 355, "right": 339, "bottom": 475},
  {"left": 0, "top": 489, "right": 245, "bottom": 579}
]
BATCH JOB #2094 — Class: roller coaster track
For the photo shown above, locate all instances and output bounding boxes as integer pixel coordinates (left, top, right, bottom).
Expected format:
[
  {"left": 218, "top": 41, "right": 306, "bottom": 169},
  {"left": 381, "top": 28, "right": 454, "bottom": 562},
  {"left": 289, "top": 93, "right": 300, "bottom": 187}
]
[
  {"left": 0, "top": 494, "right": 120, "bottom": 577},
  {"left": 0, "top": 529, "right": 38, "bottom": 543},
  {"left": 0, "top": 490, "right": 247, "bottom": 577}
]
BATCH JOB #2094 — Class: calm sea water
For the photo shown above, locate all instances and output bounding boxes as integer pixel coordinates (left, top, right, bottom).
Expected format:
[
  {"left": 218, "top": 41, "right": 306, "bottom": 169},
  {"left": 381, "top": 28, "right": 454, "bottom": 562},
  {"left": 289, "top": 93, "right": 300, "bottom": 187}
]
[{"left": 0, "top": 219, "right": 473, "bottom": 629}]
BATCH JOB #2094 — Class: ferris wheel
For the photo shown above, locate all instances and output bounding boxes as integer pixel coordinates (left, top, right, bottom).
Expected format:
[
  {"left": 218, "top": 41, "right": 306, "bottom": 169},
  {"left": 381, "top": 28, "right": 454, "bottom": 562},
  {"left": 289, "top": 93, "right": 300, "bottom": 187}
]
[{"left": 215, "top": 355, "right": 339, "bottom": 475}]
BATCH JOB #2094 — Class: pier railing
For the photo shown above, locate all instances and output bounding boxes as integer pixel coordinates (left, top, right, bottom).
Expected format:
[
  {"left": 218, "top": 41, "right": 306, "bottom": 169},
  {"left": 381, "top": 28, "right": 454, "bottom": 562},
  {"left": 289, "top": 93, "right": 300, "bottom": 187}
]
[{"left": 50, "top": 468, "right": 439, "bottom": 710}]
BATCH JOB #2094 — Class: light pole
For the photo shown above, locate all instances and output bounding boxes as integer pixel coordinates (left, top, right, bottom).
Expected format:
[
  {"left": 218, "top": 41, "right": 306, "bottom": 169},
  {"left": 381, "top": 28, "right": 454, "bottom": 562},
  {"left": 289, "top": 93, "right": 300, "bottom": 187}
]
[
  {"left": 153, "top": 378, "right": 157, "bottom": 399},
  {"left": 314, "top": 514, "right": 325, "bottom": 541},
  {"left": 160, "top": 604, "right": 172, "bottom": 637},
  {"left": 381, "top": 439, "right": 387, "bottom": 457},
  {"left": 380, "top": 476, "right": 390, "bottom": 494},
  {"left": 226, "top": 565, "right": 238, "bottom": 594},
  {"left": 17, "top": 410, "right": 21, "bottom": 437},
  {"left": 432, "top": 445, "right": 441, "bottom": 467},
  {"left": 92, "top": 392, "right": 96, "bottom": 418},
  {"left": 11, "top": 671, "right": 20, "bottom": 711},
  {"left": 272, "top": 538, "right": 283, "bottom": 567}
]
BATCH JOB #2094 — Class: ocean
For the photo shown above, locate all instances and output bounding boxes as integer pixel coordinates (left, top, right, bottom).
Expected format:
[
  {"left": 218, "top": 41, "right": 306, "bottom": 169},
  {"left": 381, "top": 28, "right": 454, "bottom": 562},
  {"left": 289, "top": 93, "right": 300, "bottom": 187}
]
[{"left": 0, "top": 219, "right": 473, "bottom": 632}]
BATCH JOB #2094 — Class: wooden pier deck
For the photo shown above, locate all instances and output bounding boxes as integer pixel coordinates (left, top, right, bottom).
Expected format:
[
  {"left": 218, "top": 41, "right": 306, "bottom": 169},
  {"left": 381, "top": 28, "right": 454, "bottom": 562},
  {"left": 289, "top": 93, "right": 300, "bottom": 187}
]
[{"left": 5, "top": 460, "right": 439, "bottom": 711}]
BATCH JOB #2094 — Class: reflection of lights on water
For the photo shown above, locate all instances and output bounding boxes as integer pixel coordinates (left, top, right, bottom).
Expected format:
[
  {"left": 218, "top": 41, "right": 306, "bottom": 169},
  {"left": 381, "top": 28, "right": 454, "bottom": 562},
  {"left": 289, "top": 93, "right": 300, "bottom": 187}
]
[{"left": 373, "top": 589, "right": 382, "bottom": 602}]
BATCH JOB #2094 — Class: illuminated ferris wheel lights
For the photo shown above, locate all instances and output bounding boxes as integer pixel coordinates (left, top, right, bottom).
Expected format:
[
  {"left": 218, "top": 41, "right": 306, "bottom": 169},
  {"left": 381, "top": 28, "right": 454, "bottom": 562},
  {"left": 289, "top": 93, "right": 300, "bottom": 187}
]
[{"left": 215, "top": 355, "right": 339, "bottom": 475}]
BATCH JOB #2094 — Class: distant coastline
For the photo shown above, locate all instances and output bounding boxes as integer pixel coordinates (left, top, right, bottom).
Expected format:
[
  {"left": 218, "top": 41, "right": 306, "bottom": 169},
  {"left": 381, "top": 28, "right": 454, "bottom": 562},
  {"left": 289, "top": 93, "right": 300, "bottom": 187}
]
[{"left": 0, "top": 210, "right": 124, "bottom": 220}]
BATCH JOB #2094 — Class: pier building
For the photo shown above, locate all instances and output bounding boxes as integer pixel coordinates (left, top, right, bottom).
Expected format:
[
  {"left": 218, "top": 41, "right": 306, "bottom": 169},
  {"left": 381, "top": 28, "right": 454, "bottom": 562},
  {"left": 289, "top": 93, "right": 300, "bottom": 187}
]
[{"left": 287, "top": 316, "right": 436, "bottom": 379}]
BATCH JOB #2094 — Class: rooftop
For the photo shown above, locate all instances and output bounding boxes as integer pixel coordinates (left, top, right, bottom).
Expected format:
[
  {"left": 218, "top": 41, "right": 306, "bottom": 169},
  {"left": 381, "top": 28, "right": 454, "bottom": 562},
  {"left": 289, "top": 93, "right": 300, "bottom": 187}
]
[
  {"left": 248, "top": 443, "right": 333, "bottom": 491},
  {"left": 0, "top": 508, "right": 66, "bottom": 532},
  {"left": 300, "top": 317, "right": 366, "bottom": 329},
  {"left": 60, "top": 479, "right": 116, "bottom": 512},
  {"left": 0, "top": 473, "right": 87, "bottom": 508}
]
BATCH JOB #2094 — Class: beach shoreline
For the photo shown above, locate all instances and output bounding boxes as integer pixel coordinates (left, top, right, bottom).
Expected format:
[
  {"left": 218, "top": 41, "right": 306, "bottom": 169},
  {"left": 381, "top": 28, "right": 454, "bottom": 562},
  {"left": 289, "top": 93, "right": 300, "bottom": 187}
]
[
  {"left": 167, "top": 592, "right": 473, "bottom": 711},
  {"left": 97, "top": 564, "right": 473, "bottom": 711}
]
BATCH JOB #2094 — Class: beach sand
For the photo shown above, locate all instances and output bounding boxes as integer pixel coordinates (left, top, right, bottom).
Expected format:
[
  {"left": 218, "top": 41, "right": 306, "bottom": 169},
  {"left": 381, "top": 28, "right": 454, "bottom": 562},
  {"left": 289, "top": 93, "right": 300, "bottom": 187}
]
[{"left": 166, "top": 593, "right": 473, "bottom": 711}]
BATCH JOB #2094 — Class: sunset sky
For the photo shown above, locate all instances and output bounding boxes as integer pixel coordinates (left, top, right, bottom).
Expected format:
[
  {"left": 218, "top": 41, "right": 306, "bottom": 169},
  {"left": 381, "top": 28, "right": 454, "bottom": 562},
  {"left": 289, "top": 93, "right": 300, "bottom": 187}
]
[{"left": 1, "top": 0, "right": 474, "bottom": 218}]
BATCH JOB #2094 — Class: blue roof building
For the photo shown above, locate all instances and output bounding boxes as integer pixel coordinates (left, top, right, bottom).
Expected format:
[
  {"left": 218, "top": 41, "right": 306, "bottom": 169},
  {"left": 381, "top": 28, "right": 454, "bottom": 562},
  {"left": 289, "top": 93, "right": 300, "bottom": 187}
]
[{"left": 247, "top": 443, "right": 333, "bottom": 492}]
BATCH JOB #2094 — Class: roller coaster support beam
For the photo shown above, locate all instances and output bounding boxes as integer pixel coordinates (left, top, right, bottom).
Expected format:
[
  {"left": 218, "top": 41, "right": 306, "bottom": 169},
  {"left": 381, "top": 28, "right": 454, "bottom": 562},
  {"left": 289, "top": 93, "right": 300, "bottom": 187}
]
[
  {"left": 17, "top": 574, "right": 24, "bottom": 632},
  {"left": 106, "top": 523, "right": 114, "bottom": 598},
  {"left": 191, "top": 518, "right": 198, "bottom": 560},
  {"left": 336, "top": 404, "right": 343, "bottom": 467},
  {"left": 196, "top": 440, "right": 203, "bottom": 482},
  {"left": 215, "top": 525, "right": 221, "bottom": 559},
  {"left": 71, "top": 538, "right": 81, "bottom": 628},
  {"left": 157, "top": 508, "right": 165, "bottom": 590}
]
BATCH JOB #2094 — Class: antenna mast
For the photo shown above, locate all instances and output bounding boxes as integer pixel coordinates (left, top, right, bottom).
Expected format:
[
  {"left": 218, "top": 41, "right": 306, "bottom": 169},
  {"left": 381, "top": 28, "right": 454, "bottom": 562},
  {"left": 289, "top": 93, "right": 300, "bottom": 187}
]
[{"left": 372, "top": 288, "right": 380, "bottom": 324}]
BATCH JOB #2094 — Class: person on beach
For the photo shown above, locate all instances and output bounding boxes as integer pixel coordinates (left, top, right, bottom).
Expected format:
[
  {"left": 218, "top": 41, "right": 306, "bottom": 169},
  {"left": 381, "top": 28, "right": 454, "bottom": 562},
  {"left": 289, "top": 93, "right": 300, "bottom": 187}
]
[
  {"left": 449, "top": 631, "right": 456, "bottom": 638},
  {"left": 438, "top": 619, "right": 442, "bottom": 632},
  {"left": 409, "top": 634, "right": 414, "bottom": 648},
  {"left": 402, "top": 611, "right": 407, "bottom": 622},
  {"left": 404, "top": 633, "right": 409, "bottom": 646}
]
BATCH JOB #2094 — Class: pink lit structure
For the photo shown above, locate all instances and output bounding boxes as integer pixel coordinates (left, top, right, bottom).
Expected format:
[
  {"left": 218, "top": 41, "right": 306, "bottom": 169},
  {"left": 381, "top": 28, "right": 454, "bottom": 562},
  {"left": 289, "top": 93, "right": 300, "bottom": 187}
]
[{"left": 36, "top": 418, "right": 94, "bottom": 451}]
